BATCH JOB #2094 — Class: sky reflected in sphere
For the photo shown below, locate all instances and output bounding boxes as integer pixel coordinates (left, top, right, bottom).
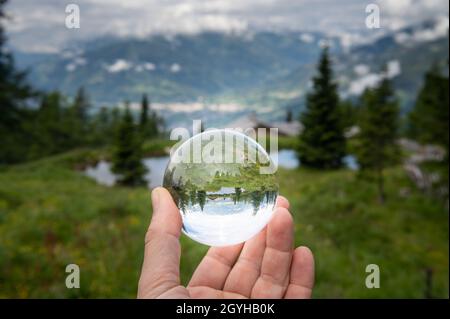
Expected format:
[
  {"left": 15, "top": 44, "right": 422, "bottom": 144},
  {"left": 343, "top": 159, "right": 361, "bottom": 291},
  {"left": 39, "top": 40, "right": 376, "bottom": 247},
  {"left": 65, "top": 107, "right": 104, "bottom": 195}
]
[{"left": 163, "top": 129, "right": 278, "bottom": 246}]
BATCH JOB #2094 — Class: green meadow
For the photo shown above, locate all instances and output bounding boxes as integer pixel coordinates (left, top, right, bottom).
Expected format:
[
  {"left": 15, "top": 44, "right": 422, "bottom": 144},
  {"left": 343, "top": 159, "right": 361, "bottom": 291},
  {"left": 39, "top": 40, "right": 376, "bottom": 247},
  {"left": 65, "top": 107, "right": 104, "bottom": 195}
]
[{"left": 0, "top": 149, "right": 447, "bottom": 298}]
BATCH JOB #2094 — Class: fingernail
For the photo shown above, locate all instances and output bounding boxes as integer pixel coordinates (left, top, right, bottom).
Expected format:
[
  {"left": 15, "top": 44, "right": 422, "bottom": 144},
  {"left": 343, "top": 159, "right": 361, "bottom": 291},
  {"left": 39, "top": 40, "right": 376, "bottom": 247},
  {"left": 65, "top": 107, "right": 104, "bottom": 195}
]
[{"left": 151, "top": 187, "right": 161, "bottom": 212}]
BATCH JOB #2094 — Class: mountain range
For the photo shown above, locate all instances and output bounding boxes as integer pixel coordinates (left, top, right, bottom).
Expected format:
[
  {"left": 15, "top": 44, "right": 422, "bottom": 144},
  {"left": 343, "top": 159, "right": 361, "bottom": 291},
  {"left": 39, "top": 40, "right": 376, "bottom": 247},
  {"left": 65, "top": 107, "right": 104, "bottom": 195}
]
[{"left": 11, "top": 17, "right": 449, "bottom": 127}]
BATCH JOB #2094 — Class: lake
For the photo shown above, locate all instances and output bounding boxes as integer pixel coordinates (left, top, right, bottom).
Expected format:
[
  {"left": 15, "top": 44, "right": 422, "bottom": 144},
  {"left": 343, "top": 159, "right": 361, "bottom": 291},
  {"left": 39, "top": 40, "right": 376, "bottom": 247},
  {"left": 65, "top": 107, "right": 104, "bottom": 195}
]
[{"left": 84, "top": 150, "right": 358, "bottom": 188}]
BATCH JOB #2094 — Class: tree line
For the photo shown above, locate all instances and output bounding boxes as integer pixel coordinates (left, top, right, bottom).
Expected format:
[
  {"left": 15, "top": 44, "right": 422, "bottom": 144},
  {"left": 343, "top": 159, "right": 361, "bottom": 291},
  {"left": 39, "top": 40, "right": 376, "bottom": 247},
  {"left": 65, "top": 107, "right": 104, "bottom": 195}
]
[
  {"left": 2, "top": 0, "right": 448, "bottom": 193},
  {"left": 297, "top": 47, "right": 448, "bottom": 203},
  {"left": 0, "top": 80, "right": 163, "bottom": 163},
  {"left": 1, "top": 0, "right": 163, "bottom": 189}
]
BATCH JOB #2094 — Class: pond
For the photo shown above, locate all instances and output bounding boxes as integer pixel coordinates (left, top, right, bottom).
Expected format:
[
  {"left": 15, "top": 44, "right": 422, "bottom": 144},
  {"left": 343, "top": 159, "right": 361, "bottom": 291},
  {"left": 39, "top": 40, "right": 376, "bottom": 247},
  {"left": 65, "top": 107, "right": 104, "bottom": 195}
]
[
  {"left": 270, "top": 150, "right": 358, "bottom": 170},
  {"left": 85, "top": 157, "right": 168, "bottom": 189},
  {"left": 84, "top": 149, "right": 358, "bottom": 188}
]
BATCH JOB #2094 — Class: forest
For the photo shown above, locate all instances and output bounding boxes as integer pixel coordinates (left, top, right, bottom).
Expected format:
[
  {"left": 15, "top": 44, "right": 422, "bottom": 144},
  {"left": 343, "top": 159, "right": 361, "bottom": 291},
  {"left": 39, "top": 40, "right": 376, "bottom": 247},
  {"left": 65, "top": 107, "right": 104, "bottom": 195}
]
[{"left": 0, "top": 0, "right": 449, "bottom": 298}]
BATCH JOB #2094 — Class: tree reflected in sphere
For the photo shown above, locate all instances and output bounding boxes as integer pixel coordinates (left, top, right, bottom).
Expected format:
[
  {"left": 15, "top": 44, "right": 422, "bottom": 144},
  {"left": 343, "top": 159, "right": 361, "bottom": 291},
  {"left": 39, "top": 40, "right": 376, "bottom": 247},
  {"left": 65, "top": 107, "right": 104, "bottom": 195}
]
[{"left": 163, "top": 129, "right": 278, "bottom": 246}]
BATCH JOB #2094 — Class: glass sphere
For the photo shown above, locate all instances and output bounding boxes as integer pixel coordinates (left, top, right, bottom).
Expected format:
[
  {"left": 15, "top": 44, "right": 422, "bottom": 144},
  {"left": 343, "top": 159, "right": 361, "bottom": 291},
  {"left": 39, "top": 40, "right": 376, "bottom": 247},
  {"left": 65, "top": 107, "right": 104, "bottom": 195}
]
[{"left": 163, "top": 129, "right": 278, "bottom": 246}]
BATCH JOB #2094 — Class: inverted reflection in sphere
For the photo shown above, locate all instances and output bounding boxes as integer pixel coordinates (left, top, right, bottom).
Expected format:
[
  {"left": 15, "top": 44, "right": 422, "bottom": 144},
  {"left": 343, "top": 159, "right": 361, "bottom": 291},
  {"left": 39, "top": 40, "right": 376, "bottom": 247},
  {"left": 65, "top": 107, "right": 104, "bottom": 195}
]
[{"left": 163, "top": 129, "right": 278, "bottom": 247}]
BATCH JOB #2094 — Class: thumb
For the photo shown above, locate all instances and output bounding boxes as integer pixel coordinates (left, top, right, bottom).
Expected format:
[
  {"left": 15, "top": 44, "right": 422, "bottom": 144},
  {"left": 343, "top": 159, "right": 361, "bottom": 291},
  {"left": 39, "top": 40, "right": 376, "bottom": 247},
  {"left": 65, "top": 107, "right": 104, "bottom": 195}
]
[{"left": 138, "top": 187, "right": 183, "bottom": 298}]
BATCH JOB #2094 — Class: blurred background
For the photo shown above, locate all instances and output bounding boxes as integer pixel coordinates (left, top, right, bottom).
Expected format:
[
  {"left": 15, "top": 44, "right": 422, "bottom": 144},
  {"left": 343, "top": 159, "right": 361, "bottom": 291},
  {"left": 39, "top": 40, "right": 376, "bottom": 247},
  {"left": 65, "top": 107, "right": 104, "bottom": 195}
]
[{"left": 0, "top": 0, "right": 448, "bottom": 298}]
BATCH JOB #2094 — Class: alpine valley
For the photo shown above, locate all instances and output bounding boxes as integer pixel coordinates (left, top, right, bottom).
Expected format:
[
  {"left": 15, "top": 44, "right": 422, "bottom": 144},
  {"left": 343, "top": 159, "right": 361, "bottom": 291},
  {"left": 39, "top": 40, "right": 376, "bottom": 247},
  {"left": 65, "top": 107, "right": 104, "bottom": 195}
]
[{"left": 11, "top": 17, "right": 449, "bottom": 127}]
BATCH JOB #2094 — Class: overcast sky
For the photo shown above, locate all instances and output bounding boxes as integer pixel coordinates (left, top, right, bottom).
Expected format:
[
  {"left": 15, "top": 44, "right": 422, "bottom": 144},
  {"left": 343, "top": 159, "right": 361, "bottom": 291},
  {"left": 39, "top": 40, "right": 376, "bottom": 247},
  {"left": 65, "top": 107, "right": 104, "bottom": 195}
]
[{"left": 4, "top": 0, "right": 449, "bottom": 53}]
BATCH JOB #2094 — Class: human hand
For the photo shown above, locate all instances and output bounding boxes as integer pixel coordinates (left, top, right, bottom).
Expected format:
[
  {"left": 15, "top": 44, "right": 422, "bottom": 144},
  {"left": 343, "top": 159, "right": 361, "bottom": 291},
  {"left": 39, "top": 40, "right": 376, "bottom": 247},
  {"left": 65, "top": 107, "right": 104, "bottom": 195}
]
[{"left": 137, "top": 187, "right": 314, "bottom": 299}]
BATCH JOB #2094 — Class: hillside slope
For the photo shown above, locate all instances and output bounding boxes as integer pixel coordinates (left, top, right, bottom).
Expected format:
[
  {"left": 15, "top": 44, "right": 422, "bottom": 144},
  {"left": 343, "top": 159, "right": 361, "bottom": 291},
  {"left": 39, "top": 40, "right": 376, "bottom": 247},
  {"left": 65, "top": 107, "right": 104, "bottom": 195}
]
[
  {"left": 0, "top": 150, "right": 447, "bottom": 297},
  {"left": 17, "top": 32, "right": 336, "bottom": 103}
]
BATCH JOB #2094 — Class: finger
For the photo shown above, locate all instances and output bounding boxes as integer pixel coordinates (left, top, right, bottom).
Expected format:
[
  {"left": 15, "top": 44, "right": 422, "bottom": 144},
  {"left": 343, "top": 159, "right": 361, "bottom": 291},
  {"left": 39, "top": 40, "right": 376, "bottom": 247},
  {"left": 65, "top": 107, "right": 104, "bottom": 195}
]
[
  {"left": 275, "top": 195, "right": 290, "bottom": 210},
  {"left": 188, "top": 286, "right": 247, "bottom": 299},
  {"left": 251, "top": 207, "right": 294, "bottom": 298},
  {"left": 223, "top": 228, "right": 266, "bottom": 297},
  {"left": 188, "top": 244, "right": 243, "bottom": 290},
  {"left": 222, "top": 195, "right": 289, "bottom": 296},
  {"left": 284, "top": 246, "right": 315, "bottom": 299},
  {"left": 138, "top": 187, "right": 183, "bottom": 298}
]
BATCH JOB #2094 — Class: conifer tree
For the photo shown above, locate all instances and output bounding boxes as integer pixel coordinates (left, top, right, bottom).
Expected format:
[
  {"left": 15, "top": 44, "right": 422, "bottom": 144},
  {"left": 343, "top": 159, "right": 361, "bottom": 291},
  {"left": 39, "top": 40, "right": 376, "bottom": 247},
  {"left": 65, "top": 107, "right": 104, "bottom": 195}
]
[
  {"left": 139, "top": 93, "right": 160, "bottom": 138},
  {"left": 35, "top": 92, "right": 65, "bottom": 153},
  {"left": 298, "top": 47, "right": 346, "bottom": 169},
  {"left": 69, "top": 87, "right": 91, "bottom": 144},
  {"left": 407, "top": 64, "right": 449, "bottom": 198},
  {"left": 110, "top": 107, "right": 121, "bottom": 135},
  {"left": 112, "top": 104, "right": 147, "bottom": 186},
  {"left": 286, "top": 109, "right": 293, "bottom": 122},
  {"left": 91, "top": 106, "right": 110, "bottom": 146},
  {"left": 340, "top": 100, "right": 358, "bottom": 130},
  {"left": 73, "top": 87, "right": 90, "bottom": 123},
  {"left": 355, "top": 76, "right": 400, "bottom": 203},
  {"left": 197, "top": 190, "right": 206, "bottom": 211},
  {"left": 0, "top": 0, "right": 35, "bottom": 163},
  {"left": 408, "top": 65, "right": 449, "bottom": 150},
  {"left": 139, "top": 94, "right": 149, "bottom": 132}
]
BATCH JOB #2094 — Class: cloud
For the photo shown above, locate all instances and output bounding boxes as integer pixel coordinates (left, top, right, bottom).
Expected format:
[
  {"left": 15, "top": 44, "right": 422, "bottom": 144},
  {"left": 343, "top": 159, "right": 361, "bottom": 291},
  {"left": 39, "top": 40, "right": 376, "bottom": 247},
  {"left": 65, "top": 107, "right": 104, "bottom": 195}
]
[
  {"left": 66, "top": 63, "right": 77, "bottom": 72},
  {"left": 354, "top": 64, "right": 370, "bottom": 76},
  {"left": 104, "top": 59, "right": 132, "bottom": 73},
  {"left": 299, "top": 33, "right": 314, "bottom": 43},
  {"left": 386, "top": 60, "right": 401, "bottom": 78},
  {"left": 5, "top": 0, "right": 449, "bottom": 53},
  {"left": 395, "top": 16, "right": 449, "bottom": 44},
  {"left": 377, "top": 0, "right": 449, "bottom": 30},
  {"left": 135, "top": 62, "right": 156, "bottom": 72},
  {"left": 348, "top": 73, "right": 382, "bottom": 95},
  {"left": 170, "top": 63, "right": 181, "bottom": 73},
  {"left": 348, "top": 60, "right": 402, "bottom": 95}
]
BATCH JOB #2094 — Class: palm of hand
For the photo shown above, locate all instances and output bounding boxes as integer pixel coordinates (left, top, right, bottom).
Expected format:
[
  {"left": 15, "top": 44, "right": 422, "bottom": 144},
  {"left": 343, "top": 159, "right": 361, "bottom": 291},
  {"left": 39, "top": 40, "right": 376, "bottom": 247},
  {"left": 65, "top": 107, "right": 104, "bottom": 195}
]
[{"left": 138, "top": 188, "right": 314, "bottom": 299}]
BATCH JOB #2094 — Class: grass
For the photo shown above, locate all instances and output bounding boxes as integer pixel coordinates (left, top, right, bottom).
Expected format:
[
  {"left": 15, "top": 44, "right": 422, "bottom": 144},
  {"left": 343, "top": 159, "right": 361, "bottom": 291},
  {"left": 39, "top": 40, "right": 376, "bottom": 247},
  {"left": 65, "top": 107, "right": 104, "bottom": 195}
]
[{"left": 0, "top": 150, "right": 448, "bottom": 298}]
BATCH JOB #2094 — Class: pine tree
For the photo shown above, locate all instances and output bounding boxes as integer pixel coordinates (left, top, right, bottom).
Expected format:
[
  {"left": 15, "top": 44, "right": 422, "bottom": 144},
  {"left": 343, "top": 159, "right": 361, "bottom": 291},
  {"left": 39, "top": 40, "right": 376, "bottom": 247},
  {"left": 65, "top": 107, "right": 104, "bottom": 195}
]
[
  {"left": 408, "top": 65, "right": 449, "bottom": 149},
  {"left": 112, "top": 104, "right": 147, "bottom": 186},
  {"left": 35, "top": 92, "right": 65, "bottom": 154},
  {"left": 139, "top": 93, "right": 160, "bottom": 138},
  {"left": 340, "top": 100, "right": 358, "bottom": 130},
  {"left": 298, "top": 47, "right": 346, "bottom": 169},
  {"left": 0, "top": 0, "right": 35, "bottom": 164},
  {"left": 91, "top": 106, "right": 110, "bottom": 146},
  {"left": 110, "top": 107, "right": 121, "bottom": 134},
  {"left": 407, "top": 64, "right": 449, "bottom": 199},
  {"left": 355, "top": 76, "right": 400, "bottom": 204},
  {"left": 70, "top": 87, "right": 91, "bottom": 144},
  {"left": 286, "top": 109, "right": 293, "bottom": 122},
  {"left": 73, "top": 87, "right": 90, "bottom": 123},
  {"left": 139, "top": 93, "right": 149, "bottom": 133}
]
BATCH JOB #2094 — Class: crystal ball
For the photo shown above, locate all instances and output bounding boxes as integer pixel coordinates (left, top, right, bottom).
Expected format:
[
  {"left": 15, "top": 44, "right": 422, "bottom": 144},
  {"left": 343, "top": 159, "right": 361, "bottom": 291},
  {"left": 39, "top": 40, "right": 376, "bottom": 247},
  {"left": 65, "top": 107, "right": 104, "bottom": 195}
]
[{"left": 163, "top": 129, "right": 278, "bottom": 246}]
